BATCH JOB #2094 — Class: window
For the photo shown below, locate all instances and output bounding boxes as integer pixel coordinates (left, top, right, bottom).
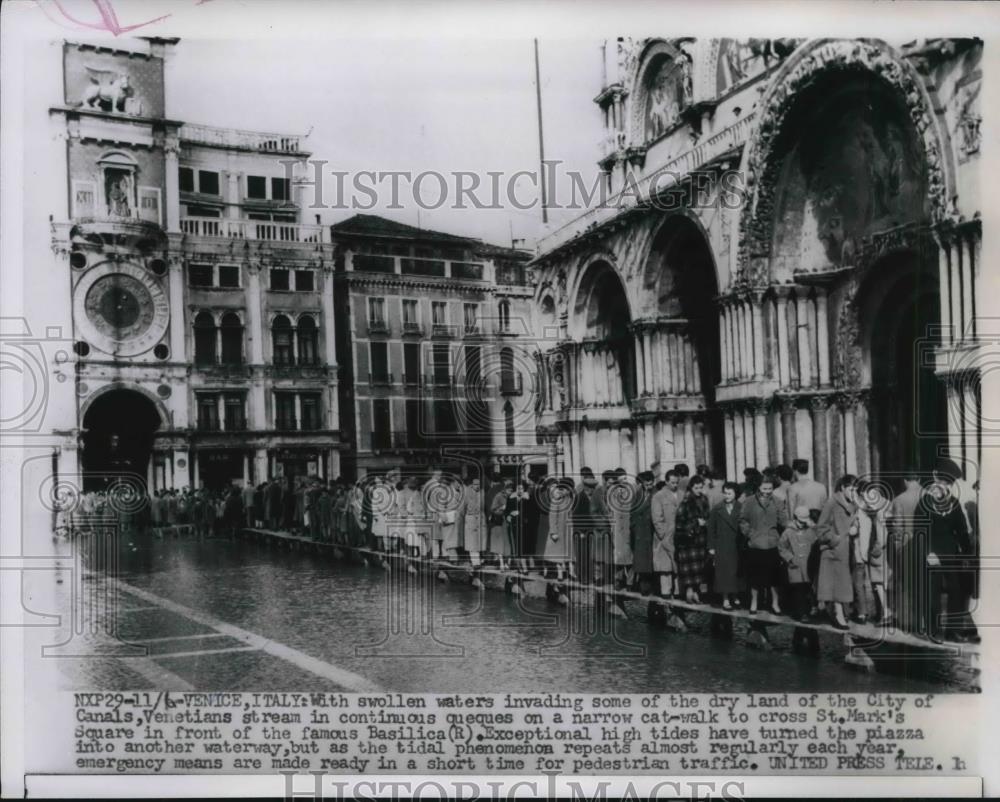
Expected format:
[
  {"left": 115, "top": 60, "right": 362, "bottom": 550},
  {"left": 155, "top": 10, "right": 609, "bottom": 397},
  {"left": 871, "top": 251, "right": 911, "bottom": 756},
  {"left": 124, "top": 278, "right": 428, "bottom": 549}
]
[
  {"left": 179, "top": 167, "right": 194, "bottom": 193},
  {"left": 297, "top": 315, "right": 318, "bottom": 365},
  {"left": 504, "top": 400, "right": 515, "bottom": 446},
  {"left": 464, "top": 345, "right": 481, "bottom": 386},
  {"left": 300, "top": 393, "right": 322, "bottom": 430},
  {"left": 432, "top": 301, "right": 447, "bottom": 327},
  {"left": 498, "top": 299, "right": 511, "bottom": 332},
  {"left": 185, "top": 204, "right": 221, "bottom": 218},
  {"left": 247, "top": 175, "right": 267, "bottom": 199},
  {"left": 295, "top": 270, "right": 314, "bottom": 292},
  {"left": 405, "top": 399, "right": 424, "bottom": 447},
  {"left": 270, "top": 269, "right": 290, "bottom": 291},
  {"left": 403, "top": 343, "right": 420, "bottom": 385},
  {"left": 198, "top": 170, "right": 220, "bottom": 196},
  {"left": 189, "top": 264, "right": 213, "bottom": 288},
  {"left": 500, "top": 346, "right": 516, "bottom": 393},
  {"left": 193, "top": 311, "right": 216, "bottom": 366},
  {"left": 224, "top": 394, "right": 246, "bottom": 430},
  {"left": 197, "top": 394, "right": 219, "bottom": 430},
  {"left": 402, "top": 299, "right": 419, "bottom": 331},
  {"left": 372, "top": 399, "right": 391, "bottom": 449},
  {"left": 432, "top": 343, "right": 450, "bottom": 385},
  {"left": 370, "top": 342, "right": 390, "bottom": 384},
  {"left": 138, "top": 187, "right": 161, "bottom": 225},
  {"left": 218, "top": 265, "right": 240, "bottom": 288},
  {"left": 272, "top": 315, "right": 294, "bottom": 365},
  {"left": 220, "top": 312, "right": 243, "bottom": 366},
  {"left": 271, "top": 177, "right": 290, "bottom": 201},
  {"left": 275, "top": 393, "right": 297, "bottom": 429},
  {"left": 368, "top": 297, "right": 386, "bottom": 331},
  {"left": 463, "top": 303, "right": 478, "bottom": 334}
]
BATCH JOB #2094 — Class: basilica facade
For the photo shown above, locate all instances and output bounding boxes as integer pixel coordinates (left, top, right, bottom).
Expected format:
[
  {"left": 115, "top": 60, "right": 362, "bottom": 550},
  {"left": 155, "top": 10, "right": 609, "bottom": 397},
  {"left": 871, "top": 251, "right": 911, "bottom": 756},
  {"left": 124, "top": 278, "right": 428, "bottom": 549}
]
[{"left": 531, "top": 38, "right": 983, "bottom": 486}]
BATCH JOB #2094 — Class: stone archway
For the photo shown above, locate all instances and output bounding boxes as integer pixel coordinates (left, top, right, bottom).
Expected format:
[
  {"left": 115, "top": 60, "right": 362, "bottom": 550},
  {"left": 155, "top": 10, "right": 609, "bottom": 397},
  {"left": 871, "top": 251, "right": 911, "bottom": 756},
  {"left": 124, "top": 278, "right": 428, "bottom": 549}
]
[{"left": 81, "top": 387, "right": 163, "bottom": 491}]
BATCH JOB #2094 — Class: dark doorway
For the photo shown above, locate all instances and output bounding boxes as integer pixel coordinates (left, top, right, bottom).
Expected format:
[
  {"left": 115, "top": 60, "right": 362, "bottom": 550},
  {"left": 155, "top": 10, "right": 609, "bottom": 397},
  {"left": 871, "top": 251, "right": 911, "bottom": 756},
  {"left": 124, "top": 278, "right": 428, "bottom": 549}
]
[
  {"left": 81, "top": 389, "right": 161, "bottom": 491},
  {"left": 867, "top": 252, "right": 945, "bottom": 475}
]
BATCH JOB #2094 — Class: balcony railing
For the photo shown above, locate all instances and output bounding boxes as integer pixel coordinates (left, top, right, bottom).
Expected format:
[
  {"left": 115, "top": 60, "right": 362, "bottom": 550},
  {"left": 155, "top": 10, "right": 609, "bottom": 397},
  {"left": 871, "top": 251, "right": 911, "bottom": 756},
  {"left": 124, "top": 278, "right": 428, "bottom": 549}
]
[
  {"left": 402, "top": 322, "right": 424, "bottom": 336},
  {"left": 369, "top": 371, "right": 394, "bottom": 386},
  {"left": 180, "top": 123, "right": 304, "bottom": 154},
  {"left": 181, "top": 216, "right": 328, "bottom": 243},
  {"left": 425, "top": 373, "right": 453, "bottom": 387},
  {"left": 197, "top": 418, "right": 248, "bottom": 432},
  {"left": 349, "top": 253, "right": 487, "bottom": 280},
  {"left": 367, "top": 320, "right": 389, "bottom": 335}
]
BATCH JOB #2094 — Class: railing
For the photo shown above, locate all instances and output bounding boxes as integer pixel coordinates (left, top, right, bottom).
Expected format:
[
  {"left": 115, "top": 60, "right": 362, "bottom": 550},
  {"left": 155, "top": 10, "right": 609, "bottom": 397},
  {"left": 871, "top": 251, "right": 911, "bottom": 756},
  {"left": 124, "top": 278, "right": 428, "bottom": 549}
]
[
  {"left": 425, "top": 372, "right": 452, "bottom": 387},
  {"left": 402, "top": 322, "right": 424, "bottom": 336},
  {"left": 180, "top": 123, "right": 304, "bottom": 154},
  {"left": 403, "top": 372, "right": 421, "bottom": 386},
  {"left": 367, "top": 320, "right": 389, "bottom": 335},
  {"left": 196, "top": 419, "right": 221, "bottom": 432},
  {"left": 401, "top": 257, "right": 445, "bottom": 277},
  {"left": 432, "top": 323, "right": 456, "bottom": 338},
  {"left": 463, "top": 324, "right": 481, "bottom": 336},
  {"left": 181, "top": 216, "right": 327, "bottom": 243},
  {"left": 275, "top": 416, "right": 298, "bottom": 431},
  {"left": 369, "top": 372, "right": 394, "bottom": 386},
  {"left": 349, "top": 254, "right": 486, "bottom": 280}
]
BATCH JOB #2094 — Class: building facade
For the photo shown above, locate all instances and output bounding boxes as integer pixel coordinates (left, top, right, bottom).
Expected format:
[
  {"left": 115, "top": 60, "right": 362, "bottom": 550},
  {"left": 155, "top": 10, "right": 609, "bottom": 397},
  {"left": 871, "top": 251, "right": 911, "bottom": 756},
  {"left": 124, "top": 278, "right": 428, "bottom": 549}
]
[
  {"left": 331, "top": 214, "right": 541, "bottom": 479},
  {"left": 48, "top": 38, "right": 340, "bottom": 492},
  {"left": 532, "top": 38, "right": 982, "bottom": 485}
]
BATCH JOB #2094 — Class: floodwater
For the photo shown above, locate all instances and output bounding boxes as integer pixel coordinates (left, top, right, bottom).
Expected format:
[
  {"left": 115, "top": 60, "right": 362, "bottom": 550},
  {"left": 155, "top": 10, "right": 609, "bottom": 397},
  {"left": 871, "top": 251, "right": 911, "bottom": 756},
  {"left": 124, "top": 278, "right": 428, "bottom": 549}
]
[{"left": 43, "top": 535, "right": 960, "bottom": 693}]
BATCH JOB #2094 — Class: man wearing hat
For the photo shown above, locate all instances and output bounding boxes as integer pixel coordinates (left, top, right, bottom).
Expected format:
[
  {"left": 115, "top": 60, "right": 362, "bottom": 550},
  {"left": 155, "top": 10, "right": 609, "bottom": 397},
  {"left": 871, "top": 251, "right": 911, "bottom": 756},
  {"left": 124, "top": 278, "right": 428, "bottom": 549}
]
[
  {"left": 923, "top": 459, "right": 979, "bottom": 643},
  {"left": 572, "top": 468, "right": 599, "bottom": 584}
]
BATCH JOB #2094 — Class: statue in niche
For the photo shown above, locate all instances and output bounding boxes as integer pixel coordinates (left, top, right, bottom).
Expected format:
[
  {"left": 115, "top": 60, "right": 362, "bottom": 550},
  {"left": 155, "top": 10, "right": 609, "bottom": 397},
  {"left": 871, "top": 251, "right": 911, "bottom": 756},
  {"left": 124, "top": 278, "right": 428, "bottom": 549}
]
[
  {"left": 81, "top": 67, "right": 135, "bottom": 113},
  {"left": 644, "top": 57, "right": 685, "bottom": 140},
  {"left": 105, "top": 171, "right": 133, "bottom": 218},
  {"left": 550, "top": 352, "right": 568, "bottom": 409}
]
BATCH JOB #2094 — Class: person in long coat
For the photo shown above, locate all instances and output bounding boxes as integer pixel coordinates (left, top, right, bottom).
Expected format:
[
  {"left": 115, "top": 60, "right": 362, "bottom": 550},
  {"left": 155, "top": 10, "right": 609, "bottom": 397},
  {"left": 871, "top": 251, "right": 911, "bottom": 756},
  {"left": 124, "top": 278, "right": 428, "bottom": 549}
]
[
  {"left": 889, "top": 472, "right": 923, "bottom": 634},
  {"left": 707, "top": 481, "right": 745, "bottom": 608},
  {"left": 488, "top": 480, "right": 512, "bottom": 568},
  {"left": 650, "top": 471, "right": 681, "bottom": 597},
  {"left": 608, "top": 468, "right": 634, "bottom": 588},
  {"left": 461, "top": 478, "right": 483, "bottom": 565},
  {"left": 674, "top": 475, "right": 711, "bottom": 603},
  {"left": 437, "top": 476, "right": 463, "bottom": 560},
  {"left": 629, "top": 471, "right": 657, "bottom": 595},
  {"left": 542, "top": 477, "right": 575, "bottom": 580},
  {"left": 738, "top": 474, "right": 788, "bottom": 615},
  {"left": 589, "top": 472, "right": 614, "bottom": 587},
  {"left": 814, "top": 475, "right": 857, "bottom": 629},
  {"left": 505, "top": 481, "right": 539, "bottom": 572}
]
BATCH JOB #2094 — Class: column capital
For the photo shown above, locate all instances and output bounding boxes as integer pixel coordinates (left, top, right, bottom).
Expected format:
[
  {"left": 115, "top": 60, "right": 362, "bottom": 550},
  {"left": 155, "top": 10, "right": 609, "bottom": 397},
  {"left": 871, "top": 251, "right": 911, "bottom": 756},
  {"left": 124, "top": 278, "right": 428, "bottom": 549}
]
[
  {"left": 777, "top": 395, "right": 799, "bottom": 415},
  {"left": 808, "top": 393, "right": 832, "bottom": 412},
  {"left": 749, "top": 397, "right": 771, "bottom": 416},
  {"left": 836, "top": 389, "right": 869, "bottom": 410},
  {"left": 772, "top": 284, "right": 793, "bottom": 301}
]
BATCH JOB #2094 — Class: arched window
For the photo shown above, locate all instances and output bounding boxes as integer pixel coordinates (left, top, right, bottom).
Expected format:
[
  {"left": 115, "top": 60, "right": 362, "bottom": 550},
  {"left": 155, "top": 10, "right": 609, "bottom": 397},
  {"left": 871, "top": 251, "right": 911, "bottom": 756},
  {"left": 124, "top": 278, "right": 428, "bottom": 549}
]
[
  {"left": 297, "top": 315, "right": 318, "bottom": 366},
  {"left": 500, "top": 346, "right": 517, "bottom": 394},
  {"left": 194, "top": 311, "right": 216, "bottom": 366},
  {"left": 504, "top": 400, "right": 515, "bottom": 446},
  {"left": 272, "top": 315, "right": 294, "bottom": 365},
  {"left": 220, "top": 312, "right": 244, "bottom": 366},
  {"left": 498, "top": 299, "right": 511, "bottom": 332}
]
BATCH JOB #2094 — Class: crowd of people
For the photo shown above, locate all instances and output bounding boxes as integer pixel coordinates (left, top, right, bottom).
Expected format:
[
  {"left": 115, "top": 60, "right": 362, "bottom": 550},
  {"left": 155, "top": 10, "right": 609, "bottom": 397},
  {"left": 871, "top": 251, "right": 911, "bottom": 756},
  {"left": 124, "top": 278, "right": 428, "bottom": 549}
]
[{"left": 57, "top": 455, "right": 980, "bottom": 644}]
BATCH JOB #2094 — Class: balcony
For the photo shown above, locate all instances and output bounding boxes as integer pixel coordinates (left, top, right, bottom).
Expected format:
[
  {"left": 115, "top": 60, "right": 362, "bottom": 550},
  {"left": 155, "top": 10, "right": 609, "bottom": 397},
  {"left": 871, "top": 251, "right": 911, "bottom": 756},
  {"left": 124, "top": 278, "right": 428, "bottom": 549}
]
[
  {"left": 181, "top": 216, "right": 328, "bottom": 244},
  {"left": 369, "top": 371, "right": 394, "bottom": 387},
  {"left": 180, "top": 123, "right": 305, "bottom": 155},
  {"left": 499, "top": 373, "right": 524, "bottom": 396},
  {"left": 349, "top": 253, "right": 486, "bottom": 281},
  {"left": 197, "top": 418, "right": 248, "bottom": 432},
  {"left": 424, "top": 373, "right": 453, "bottom": 387},
  {"left": 463, "top": 324, "right": 481, "bottom": 337},
  {"left": 431, "top": 323, "right": 456, "bottom": 338},
  {"left": 367, "top": 320, "right": 390, "bottom": 336},
  {"left": 402, "top": 322, "right": 424, "bottom": 337}
]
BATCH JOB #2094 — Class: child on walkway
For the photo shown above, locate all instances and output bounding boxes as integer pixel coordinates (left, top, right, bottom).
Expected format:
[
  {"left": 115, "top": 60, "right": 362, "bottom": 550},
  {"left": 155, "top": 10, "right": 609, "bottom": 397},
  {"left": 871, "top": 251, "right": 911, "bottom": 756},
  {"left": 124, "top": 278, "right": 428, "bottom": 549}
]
[{"left": 778, "top": 506, "right": 818, "bottom": 621}]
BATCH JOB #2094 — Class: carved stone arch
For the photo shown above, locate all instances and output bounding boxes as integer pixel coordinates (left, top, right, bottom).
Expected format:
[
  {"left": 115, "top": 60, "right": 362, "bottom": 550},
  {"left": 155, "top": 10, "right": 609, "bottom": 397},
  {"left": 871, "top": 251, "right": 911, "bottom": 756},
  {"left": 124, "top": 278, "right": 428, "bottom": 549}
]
[
  {"left": 627, "top": 39, "right": 692, "bottom": 147},
  {"left": 641, "top": 209, "right": 721, "bottom": 317},
  {"left": 568, "top": 253, "right": 633, "bottom": 341},
  {"left": 80, "top": 381, "right": 169, "bottom": 430},
  {"left": 731, "top": 39, "right": 954, "bottom": 288}
]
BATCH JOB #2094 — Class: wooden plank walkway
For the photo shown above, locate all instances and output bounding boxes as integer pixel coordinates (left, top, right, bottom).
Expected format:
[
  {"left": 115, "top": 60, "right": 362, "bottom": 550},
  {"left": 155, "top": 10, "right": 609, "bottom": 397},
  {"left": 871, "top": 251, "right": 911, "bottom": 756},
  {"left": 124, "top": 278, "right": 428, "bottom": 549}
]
[{"left": 233, "top": 526, "right": 979, "bottom": 683}]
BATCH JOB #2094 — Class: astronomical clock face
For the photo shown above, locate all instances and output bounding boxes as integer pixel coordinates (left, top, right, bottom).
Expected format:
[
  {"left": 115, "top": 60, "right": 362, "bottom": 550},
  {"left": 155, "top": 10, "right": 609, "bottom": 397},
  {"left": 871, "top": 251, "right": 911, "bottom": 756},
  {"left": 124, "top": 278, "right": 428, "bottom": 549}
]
[{"left": 73, "top": 262, "right": 169, "bottom": 357}]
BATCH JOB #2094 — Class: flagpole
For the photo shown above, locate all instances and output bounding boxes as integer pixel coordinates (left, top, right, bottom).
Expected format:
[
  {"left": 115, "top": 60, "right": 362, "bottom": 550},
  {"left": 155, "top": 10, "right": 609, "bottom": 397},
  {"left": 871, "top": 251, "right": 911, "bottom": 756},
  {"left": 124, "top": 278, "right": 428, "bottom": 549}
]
[{"left": 534, "top": 38, "right": 548, "bottom": 225}]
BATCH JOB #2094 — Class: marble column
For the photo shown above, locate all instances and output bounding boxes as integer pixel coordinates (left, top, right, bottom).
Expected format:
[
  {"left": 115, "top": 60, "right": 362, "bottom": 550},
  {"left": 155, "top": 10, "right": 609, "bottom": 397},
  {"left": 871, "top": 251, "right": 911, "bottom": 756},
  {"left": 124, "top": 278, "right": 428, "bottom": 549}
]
[
  {"left": 841, "top": 393, "right": 858, "bottom": 475},
  {"left": 775, "top": 290, "right": 790, "bottom": 388},
  {"left": 645, "top": 421, "right": 657, "bottom": 468},
  {"left": 634, "top": 334, "right": 646, "bottom": 397},
  {"left": 949, "top": 238, "right": 963, "bottom": 345},
  {"left": 719, "top": 309, "right": 729, "bottom": 383},
  {"left": 733, "top": 409, "right": 746, "bottom": 477},
  {"left": 727, "top": 304, "right": 738, "bottom": 380},
  {"left": 168, "top": 258, "right": 185, "bottom": 361},
  {"left": 938, "top": 239, "right": 953, "bottom": 346},
  {"left": 815, "top": 287, "right": 831, "bottom": 387},
  {"left": 961, "top": 235, "right": 976, "bottom": 341},
  {"left": 650, "top": 330, "right": 663, "bottom": 396},
  {"left": 780, "top": 396, "right": 797, "bottom": 465},
  {"left": 642, "top": 330, "right": 654, "bottom": 397},
  {"left": 164, "top": 139, "right": 181, "bottom": 233},
  {"left": 723, "top": 411, "right": 736, "bottom": 480},
  {"left": 751, "top": 294, "right": 764, "bottom": 380},
  {"left": 810, "top": 395, "right": 830, "bottom": 487},
  {"left": 795, "top": 291, "right": 812, "bottom": 389},
  {"left": 694, "top": 417, "right": 707, "bottom": 468},
  {"left": 752, "top": 401, "right": 769, "bottom": 469}
]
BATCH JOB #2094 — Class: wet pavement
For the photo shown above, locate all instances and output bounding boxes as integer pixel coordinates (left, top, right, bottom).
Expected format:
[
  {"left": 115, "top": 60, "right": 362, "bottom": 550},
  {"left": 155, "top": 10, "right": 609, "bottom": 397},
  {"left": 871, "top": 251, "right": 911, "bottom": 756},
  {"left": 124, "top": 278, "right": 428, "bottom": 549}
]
[{"left": 20, "top": 532, "right": 967, "bottom": 695}]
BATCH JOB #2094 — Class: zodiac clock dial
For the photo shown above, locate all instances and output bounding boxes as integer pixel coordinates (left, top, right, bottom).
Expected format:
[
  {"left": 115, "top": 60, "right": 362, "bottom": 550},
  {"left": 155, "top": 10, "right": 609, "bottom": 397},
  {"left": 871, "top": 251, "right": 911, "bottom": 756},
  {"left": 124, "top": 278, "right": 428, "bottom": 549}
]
[{"left": 74, "top": 262, "right": 169, "bottom": 357}]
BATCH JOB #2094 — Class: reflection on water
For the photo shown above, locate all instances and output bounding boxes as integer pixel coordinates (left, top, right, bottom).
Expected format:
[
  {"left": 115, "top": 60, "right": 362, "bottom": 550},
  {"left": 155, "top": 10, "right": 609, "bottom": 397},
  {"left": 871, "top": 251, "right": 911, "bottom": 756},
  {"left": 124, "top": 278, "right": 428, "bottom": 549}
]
[{"left": 114, "top": 538, "right": 948, "bottom": 694}]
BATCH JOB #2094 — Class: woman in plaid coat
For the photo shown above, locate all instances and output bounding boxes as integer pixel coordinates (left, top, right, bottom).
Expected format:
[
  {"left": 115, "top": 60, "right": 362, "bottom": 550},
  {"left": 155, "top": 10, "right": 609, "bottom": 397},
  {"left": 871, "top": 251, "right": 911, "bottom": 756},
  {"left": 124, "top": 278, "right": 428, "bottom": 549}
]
[{"left": 674, "top": 475, "right": 711, "bottom": 603}]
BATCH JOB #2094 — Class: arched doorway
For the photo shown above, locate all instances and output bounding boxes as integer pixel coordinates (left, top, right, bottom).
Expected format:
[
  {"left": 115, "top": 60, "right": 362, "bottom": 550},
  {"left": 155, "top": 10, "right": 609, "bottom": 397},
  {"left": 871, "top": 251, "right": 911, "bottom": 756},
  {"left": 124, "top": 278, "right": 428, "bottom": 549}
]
[
  {"left": 643, "top": 216, "right": 724, "bottom": 469},
  {"left": 82, "top": 388, "right": 162, "bottom": 491},
  {"left": 863, "top": 251, "right": 945, "bottom": 474},
  {"left": 573, "top": 260, "right": 636, "bottom": 403}
]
